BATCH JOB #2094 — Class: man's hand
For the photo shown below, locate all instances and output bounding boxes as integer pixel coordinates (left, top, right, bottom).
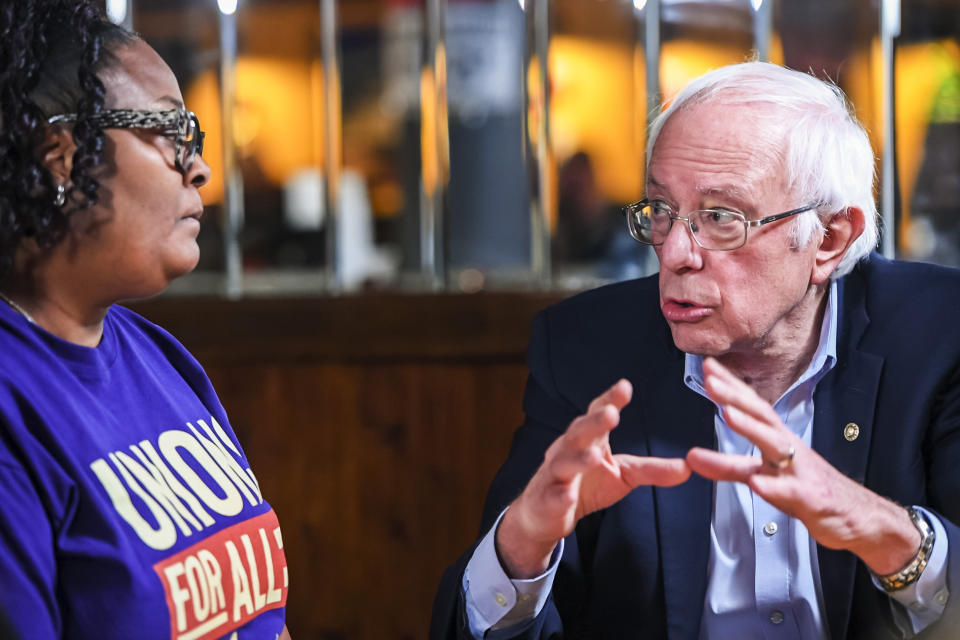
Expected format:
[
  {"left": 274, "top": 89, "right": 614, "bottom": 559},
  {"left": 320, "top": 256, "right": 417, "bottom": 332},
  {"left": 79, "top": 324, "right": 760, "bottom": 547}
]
[
  {"left": 686, "top": 357, "right": 921, "bottom": 576},
  {"left": 496, "top": 379, "right": 692, "bottom": 578}
]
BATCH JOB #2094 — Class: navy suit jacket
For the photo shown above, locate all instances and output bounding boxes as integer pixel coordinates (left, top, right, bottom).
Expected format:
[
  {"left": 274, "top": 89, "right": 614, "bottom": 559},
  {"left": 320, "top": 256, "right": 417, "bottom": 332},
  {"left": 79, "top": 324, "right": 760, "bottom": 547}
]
[{"left": 431, "top": 255, "right": 960, "bottom": 639}]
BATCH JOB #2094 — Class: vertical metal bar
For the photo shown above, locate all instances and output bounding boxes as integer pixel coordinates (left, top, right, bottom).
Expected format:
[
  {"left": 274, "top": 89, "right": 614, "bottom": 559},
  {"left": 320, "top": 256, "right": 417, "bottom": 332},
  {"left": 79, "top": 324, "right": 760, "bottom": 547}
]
[
  {"left": 106, "top": 0, "right": 133, "bottom": 29},
  {"left": 320, "top": 0, "right": 343, "bottom": 291},
  {"left": 529, "top": 0, "right": 551, "bottom": 284},
  {"left": 218, "top": 7, "right": 244, "bottom": 298},
  {"left": 642, "top": 0, "right": 661, "bottom": 275},
  {"left": 631, "top": 1, "right": 646, "bottom": 205},
  {"left": 122, "top": 0, "right": 134, "bottom": 30},
  {"left": 644, "top": 0, "right": 660, "bottom": 128},
  {"left": 752, "top": 0, "right": 773, "bottom": 62},
  {"left": 422, "top": 0, "right": 448, "bottom": 288},
  {"left": 880, "top": 0, "right": 899, "bottom": 258}
]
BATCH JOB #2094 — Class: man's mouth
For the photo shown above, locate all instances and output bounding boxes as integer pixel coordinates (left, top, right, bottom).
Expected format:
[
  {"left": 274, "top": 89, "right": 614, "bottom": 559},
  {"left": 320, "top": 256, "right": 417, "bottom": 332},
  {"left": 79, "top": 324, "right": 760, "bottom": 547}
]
[{"left": 661, "top": 298, "right": 712, "bottom": 322}]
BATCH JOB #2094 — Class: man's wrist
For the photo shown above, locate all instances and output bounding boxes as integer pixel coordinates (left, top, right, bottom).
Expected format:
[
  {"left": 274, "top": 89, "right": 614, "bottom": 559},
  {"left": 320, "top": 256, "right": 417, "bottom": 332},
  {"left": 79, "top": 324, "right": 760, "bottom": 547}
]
[
  {"left": 850, "top": 499, "right": 924, "bottom": 576},
  {"left": 495, "top": 503, "right": 559, "bottom": 579},
  {"left": 871, "top": 507, "right": 935, "bottom": 592}
]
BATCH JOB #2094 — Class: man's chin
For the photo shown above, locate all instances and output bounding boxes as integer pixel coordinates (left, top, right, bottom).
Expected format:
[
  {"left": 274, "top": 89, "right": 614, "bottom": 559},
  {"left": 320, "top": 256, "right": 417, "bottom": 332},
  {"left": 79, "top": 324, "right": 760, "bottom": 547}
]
[{"left": 669, "top": 326, "right": 728, "bottom": 357}]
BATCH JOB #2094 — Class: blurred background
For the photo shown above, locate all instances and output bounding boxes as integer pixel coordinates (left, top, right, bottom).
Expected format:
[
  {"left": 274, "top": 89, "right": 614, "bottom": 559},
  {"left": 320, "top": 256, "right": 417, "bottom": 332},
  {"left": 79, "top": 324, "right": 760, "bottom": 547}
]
[
  {"left": 101, "top": 0, "right": 960, "bottom": 637},
  {"left": 107, "top": 0, "right": 960, "bottom": 294}
]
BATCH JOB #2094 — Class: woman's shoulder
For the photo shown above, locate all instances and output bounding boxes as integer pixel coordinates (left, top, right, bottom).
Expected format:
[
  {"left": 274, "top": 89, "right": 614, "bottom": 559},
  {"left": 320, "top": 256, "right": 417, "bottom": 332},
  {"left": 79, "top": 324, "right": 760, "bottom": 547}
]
[{"left": 108, "top": 304, "right": 200, "bottom": 366}]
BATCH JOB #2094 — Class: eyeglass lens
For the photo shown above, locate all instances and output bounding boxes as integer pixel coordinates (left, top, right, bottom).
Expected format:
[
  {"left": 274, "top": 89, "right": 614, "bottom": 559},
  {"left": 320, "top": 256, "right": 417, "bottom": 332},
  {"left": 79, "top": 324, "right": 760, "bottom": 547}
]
[
  {"left": 631, "top": 204, "right": 747, "bottom": 250},
  {"left": 176, "top": 113, "right": 205, "bottom": 171}
]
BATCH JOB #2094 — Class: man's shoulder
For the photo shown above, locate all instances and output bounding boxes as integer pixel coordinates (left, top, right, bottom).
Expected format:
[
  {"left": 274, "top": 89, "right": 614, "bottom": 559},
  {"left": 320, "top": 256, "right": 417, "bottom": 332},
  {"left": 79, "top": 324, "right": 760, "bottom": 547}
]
[
  {"left": 526, "top": 274, "right": 670, "bottom": 397},
  {"left": 856, "top": 253, "right": 960, "bottom": 286},
  {"left": 847, "top": 255, "right": 960, "bottom": 358},
  {"left": 852, "top": 254, "right": 960, "bottom": 317}
]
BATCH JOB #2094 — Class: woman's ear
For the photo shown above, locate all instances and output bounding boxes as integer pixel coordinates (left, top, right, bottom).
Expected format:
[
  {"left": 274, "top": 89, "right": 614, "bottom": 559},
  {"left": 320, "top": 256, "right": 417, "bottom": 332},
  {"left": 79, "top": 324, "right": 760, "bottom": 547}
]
[{"left": 38, "top": 125, "right": 77, "bottom": 185}]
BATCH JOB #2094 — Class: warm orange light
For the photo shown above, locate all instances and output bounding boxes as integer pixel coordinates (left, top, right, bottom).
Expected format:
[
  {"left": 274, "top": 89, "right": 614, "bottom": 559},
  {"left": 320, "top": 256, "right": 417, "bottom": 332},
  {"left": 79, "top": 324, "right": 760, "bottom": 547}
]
[
  {"left": 544, "top": 37, "right": 641, "bottom": 205},
  {"left": 892, "top": 39, "right": 960, "bottom": 246},
  {"left": 185, "top": 58, "right": 322, "bottom": 206},
  {"left": 659, "top": 36, "right": 784, "bottom": 105}
]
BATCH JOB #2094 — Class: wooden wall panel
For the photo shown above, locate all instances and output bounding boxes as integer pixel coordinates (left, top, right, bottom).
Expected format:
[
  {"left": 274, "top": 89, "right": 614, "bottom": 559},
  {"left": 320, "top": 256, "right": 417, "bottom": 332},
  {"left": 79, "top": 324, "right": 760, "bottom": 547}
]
[{"left": 131, "top": 293, "right": 567, "bottom": 639}]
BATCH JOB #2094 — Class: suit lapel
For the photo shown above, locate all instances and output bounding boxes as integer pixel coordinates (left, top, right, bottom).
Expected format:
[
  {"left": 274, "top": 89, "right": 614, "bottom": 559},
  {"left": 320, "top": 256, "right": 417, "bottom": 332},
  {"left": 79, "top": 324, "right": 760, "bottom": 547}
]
[
  {"left": 638, "top": 344, "right": 716, "bottom": 640},
  {"left": 812, "top": 272, "right": 884, "bottom": 640}
]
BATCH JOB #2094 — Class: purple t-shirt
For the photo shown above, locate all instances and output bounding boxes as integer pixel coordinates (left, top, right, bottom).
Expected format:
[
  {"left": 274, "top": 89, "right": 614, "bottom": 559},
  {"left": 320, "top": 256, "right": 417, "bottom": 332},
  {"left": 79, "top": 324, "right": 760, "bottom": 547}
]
[{"left": 0, "top": 302, "right": 288, "bottom": 639}]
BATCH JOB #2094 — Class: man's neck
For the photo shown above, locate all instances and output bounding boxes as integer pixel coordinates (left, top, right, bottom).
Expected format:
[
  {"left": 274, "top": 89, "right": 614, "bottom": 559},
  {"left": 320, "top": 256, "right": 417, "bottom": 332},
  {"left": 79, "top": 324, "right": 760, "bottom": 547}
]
[{"left": 716, "top": 284, "right": 830, "bottom": 405}]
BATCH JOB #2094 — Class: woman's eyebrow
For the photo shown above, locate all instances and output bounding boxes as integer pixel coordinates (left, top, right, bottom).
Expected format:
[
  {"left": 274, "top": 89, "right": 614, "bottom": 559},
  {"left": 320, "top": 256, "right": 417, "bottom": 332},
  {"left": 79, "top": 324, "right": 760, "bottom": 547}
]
[{"left": 158, "top": 95, "right": 184, "bottom": 108}]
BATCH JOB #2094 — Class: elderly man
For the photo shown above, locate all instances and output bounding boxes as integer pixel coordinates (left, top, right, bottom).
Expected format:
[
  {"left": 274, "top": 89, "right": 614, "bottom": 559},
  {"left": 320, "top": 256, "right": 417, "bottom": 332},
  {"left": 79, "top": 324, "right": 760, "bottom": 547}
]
[{"left": 430, "top": 62, "right": 960, "bottom": 640}]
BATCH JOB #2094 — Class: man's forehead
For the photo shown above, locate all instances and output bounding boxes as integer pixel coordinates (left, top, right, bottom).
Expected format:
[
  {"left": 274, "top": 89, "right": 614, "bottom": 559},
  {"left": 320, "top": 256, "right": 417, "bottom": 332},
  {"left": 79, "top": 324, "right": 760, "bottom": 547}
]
[
  {"left": 647, "top": 103, "right": 786, "bottom": 200},
  {"left": 649, "top": 173, "right": 753, "bottom": 199},
  {"left": 659, "top": 99, "right": 785, "bottom": 152}
]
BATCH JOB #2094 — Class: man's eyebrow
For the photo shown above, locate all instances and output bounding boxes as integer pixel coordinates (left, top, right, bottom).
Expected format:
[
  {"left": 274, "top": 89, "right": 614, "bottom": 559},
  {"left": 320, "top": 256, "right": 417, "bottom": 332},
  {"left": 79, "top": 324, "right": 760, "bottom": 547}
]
[
  {"left": 647, "top": 176, "right": 754, "bottom": 208},
  {"left": 697, "top": 184, "right": 746, "bottom": 197},
  {"left": 696, "top": 184, "right": 755, "bottom": 207}
]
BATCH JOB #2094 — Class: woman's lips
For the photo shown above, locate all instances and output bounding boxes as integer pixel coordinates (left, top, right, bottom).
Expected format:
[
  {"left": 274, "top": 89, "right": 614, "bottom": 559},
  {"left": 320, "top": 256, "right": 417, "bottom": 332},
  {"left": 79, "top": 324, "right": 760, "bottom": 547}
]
[{"left": 661, "top": 299, "right": 713, "bottom": 322}]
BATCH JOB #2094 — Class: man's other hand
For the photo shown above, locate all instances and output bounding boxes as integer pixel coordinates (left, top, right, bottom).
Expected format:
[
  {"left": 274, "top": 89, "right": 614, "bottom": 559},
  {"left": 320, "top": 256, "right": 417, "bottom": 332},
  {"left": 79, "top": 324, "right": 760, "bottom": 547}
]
[
  {"left": 687, "top": 357, "right": 921, "bottom": 576},
  {"left": 496, "top": 379, "right": 692, "bottom": 578}
]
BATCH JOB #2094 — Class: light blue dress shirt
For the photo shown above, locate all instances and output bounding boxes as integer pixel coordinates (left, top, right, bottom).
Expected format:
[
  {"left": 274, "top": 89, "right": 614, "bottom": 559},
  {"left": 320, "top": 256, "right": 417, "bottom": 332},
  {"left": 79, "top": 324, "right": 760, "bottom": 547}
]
[{"left": 462, "top": 282, "right": 949, "bottom": 639}]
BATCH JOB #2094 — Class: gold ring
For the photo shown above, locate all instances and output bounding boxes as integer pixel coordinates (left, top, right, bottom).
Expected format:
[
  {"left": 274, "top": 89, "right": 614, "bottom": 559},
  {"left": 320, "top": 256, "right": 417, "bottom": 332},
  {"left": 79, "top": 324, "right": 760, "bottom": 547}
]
[{"left": 769, "top": 445, "right": 795, "bottom": 470}]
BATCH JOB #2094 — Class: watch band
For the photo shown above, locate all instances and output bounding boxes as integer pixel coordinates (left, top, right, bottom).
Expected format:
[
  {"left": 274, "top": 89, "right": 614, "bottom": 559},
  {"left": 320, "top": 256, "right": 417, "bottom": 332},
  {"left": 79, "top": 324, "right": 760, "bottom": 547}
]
[{"left": 874, "top": 506, "right": 935, "bottom": 592}]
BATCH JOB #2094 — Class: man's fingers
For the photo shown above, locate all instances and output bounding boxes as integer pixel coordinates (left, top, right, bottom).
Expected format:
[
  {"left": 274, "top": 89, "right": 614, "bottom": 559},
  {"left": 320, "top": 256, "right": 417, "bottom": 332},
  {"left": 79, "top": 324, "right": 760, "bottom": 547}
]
[
  {"left": 548, "top": 379, "right": 634, "bottom": 482},
  {"left": 615, "top": 454, "right": 691, "bottom": 487},
  {"left": 567, "top": 379, "right": 633, "bottom": 449},
  {"left": 587, "top": 379, "right": 633, "bottom": 415},
  {"left": 567, "top": 402, "right": 621, "bottom": 449},
  {"left": 549, "top": 440, "right": 609, "bottom": 482},
  {"left": 702, "top": 357, "right": 796, "bottom": 465},
  {"left": 720, "top": 404, "right": 798, "bottom": 468},
  {"left": 703, "top": 358, "right": 781, "bottom": 427},
  {"left": 686, "top": 447, "right": 767, "bottom": 483}
]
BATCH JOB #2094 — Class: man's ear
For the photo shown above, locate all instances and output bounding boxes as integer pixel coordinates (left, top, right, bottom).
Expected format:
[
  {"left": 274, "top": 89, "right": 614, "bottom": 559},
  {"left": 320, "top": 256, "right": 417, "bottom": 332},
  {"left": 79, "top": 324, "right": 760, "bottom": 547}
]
[
  {"left": 811, "top": 206, "right": 866, "bottom": 285},
  {"left": 38, "top": 125, "right": 77, "bottom": 185}
]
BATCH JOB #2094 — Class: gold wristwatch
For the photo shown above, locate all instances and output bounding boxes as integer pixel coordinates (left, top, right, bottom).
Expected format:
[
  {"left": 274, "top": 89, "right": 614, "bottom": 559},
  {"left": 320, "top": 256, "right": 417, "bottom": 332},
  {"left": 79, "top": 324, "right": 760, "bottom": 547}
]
[{"left": 874, "top": 506, "right": 935, "bottom": 592}]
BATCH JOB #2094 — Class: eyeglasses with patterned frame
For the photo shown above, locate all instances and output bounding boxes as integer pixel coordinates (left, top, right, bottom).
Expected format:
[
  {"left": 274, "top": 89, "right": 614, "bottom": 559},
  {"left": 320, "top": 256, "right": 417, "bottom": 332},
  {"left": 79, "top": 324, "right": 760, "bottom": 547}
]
[
  {"left": 48, "top": 107, "right": 205, "bottom": 175},
  {"left": 622, "top": 199, "right": 822, "bottom": 251}
]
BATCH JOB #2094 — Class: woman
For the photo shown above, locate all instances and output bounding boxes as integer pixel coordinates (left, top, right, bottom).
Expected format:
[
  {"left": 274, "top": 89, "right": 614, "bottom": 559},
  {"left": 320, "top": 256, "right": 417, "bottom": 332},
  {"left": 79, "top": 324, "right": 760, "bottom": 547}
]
[{"left": 0, "top": 2, "right": 291, "bottom": 638}]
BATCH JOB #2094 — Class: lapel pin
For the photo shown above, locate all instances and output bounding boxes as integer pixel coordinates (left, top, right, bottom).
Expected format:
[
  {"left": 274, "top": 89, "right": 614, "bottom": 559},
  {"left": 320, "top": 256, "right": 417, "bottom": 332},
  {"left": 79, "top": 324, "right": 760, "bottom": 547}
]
[{"left": 844, "top": 423, "right": 860, "bottom": 441}]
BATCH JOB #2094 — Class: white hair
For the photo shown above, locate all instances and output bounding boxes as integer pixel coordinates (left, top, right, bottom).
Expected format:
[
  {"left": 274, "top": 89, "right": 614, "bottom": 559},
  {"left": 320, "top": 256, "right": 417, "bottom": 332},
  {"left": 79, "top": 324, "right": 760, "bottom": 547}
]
[{"left": 646, "top": 62, "right": 879, "bottom": 279}]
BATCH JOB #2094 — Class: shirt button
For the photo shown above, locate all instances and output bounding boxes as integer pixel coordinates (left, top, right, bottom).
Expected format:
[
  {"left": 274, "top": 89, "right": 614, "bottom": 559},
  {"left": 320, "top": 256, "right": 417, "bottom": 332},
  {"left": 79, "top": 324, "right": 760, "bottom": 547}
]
[
  {"left": 495, "top": 593, "right": 508, "bottom": 607},
  {"left": 935, "top": 589, "right": 949, "bottom": 606},
  {"left": 769, "top": 610, "right": 784, "bottom": 624},
  {"left": 763, "top": 521, "right": 779, "bottom": 536}
]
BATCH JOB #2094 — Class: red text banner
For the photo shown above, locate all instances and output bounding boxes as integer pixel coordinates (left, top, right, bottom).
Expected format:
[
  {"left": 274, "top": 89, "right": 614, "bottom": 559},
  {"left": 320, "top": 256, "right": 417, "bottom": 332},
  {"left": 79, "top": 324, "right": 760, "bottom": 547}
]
[{"left": 153, "top": 509, "right": 288, "bottom": 640}]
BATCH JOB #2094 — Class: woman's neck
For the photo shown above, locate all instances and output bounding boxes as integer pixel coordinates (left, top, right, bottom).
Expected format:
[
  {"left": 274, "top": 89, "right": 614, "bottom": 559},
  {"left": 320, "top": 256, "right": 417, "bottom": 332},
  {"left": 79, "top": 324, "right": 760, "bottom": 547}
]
[{"left": 2, "top": 262, "right": 107, "bottom": 347}]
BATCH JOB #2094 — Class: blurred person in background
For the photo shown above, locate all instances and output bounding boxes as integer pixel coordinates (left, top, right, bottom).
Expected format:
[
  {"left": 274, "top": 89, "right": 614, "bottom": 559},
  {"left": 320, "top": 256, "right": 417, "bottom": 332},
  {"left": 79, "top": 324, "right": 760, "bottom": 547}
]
[
  {"left": 432, "top": 62, "right": 960, "bottom": 639},
  {"left": 554, "top": 151, "right": 646, "bottom": 281},
  {"left": 0, "top": 2, "right": 291, "bottom": 637}
]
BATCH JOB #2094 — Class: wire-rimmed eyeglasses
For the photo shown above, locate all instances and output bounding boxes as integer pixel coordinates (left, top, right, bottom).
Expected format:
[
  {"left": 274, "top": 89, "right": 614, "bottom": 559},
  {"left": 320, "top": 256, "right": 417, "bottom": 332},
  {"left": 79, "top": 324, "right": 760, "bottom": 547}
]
[
  {"left": 622, "top": 199, "right": 822, "bottom": 251},
  {"left": 48, "top": 107, "right": 206, "bottom": 174}
]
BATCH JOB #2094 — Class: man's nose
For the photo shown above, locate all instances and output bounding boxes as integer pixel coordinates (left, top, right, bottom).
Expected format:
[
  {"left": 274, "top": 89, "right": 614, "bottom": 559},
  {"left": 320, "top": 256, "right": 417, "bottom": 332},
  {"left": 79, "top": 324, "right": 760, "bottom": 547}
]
[{"left": 658, "top": 217, "right": 703, "bottom": 272}]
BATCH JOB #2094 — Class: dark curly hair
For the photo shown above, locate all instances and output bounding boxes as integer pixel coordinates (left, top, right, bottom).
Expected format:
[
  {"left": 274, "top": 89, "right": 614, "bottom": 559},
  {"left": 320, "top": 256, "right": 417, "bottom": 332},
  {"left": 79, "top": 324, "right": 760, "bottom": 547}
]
[{"left": 0, "top": 0, "right": 135, "bottom": 278}]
